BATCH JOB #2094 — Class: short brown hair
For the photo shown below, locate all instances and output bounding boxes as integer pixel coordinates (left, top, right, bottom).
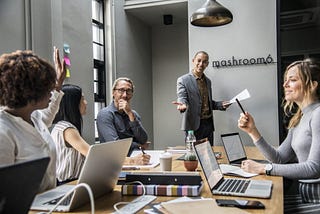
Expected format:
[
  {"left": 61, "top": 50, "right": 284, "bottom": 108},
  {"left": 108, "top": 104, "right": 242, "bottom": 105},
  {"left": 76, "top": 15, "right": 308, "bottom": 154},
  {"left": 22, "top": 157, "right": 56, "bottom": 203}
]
[{"left": 0, "top": 50, "right": 56, "bottom": 108}]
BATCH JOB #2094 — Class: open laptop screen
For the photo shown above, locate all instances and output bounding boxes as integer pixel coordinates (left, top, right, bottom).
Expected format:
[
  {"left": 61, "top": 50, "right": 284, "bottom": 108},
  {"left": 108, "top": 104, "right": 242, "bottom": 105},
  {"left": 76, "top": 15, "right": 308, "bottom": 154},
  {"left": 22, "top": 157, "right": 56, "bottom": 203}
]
[
  {"left": 221, "top": 133, "right": 247, "bottom": 163},
  {"left": 194, "top": 141, "right": 223, "bottom": 189},
  {"left": 0, "top": 157, "right": 50, "bottom": 214}
]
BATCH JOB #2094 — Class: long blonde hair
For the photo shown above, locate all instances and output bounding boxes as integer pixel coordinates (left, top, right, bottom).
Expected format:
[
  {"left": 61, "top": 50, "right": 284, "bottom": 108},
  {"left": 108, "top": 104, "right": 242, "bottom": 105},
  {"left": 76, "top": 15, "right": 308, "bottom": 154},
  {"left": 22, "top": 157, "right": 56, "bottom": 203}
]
[{"left": 283, "top": 58, "right": 320, "bottom": 128}]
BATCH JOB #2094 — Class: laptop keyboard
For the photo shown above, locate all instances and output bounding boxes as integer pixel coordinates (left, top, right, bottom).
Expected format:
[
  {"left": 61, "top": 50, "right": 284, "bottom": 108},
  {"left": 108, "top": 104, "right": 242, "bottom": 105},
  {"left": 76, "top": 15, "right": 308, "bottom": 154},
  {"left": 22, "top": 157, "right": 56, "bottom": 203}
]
[
  {"left": 44, "top": 194, "right": 73, "bottom": 206},
  {"left": 218, "top": 179, "right": 250, "bottom": 193}
]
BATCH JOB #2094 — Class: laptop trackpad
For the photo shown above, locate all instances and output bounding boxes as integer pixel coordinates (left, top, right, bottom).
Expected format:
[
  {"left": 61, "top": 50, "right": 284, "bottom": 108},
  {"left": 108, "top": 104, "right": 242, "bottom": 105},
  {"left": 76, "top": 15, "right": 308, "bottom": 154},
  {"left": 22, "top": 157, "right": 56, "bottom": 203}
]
[{"left": 33, "top": 185, "right": 74, "bottom": 205}]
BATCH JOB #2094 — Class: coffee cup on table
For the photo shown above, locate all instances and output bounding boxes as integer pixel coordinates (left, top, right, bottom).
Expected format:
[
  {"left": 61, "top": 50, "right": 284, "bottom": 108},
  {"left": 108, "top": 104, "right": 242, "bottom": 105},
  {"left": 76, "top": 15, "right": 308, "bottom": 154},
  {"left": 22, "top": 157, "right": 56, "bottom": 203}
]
[{"left": 160, "top": 152, "right": 172, "bottom": 171}]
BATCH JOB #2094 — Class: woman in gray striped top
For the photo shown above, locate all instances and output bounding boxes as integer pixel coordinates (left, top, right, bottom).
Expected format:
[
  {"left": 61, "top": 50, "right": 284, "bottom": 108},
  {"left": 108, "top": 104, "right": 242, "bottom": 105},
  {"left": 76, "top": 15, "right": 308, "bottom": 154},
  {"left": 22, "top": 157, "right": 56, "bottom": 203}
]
[
  {"left": 238, "top": 59, "right": 320, "bottom": 213},
  {"left": 52, "top": 84, "right": 150, "bottom": 185}
]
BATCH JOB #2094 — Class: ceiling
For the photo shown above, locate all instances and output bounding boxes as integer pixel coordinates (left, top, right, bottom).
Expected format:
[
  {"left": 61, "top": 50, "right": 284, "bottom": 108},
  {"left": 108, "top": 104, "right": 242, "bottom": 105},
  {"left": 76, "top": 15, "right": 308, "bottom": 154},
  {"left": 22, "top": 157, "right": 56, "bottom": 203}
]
[
  {"left": 124, "top": 1, "right": 188, "bottom": 26},
  {"left": 124, "top": 0, "right": 320, "bottom": 28}
]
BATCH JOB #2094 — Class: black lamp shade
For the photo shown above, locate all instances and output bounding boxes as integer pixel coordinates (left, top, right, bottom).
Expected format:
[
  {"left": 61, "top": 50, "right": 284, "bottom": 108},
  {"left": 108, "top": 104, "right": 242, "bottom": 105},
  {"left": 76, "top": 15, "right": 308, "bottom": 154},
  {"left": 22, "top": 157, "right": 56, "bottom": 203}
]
[{"left": 191, "top": 0, "right": 233, "bottom": 27}]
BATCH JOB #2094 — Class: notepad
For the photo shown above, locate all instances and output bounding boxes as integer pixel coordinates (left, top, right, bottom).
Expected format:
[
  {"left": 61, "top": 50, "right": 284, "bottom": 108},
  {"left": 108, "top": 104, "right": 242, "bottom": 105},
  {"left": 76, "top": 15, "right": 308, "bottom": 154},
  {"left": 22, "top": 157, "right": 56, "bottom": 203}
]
[{"left": 123, "top": 150, "right": 164, "bottom": 169}]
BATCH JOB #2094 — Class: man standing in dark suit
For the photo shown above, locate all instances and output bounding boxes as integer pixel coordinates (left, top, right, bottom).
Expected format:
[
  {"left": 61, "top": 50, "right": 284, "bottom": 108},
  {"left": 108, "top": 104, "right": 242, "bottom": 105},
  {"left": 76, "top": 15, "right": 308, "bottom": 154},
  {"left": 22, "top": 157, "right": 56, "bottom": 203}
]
[{"left": 173, "top": 51, "right": 230, "bottom": 146}]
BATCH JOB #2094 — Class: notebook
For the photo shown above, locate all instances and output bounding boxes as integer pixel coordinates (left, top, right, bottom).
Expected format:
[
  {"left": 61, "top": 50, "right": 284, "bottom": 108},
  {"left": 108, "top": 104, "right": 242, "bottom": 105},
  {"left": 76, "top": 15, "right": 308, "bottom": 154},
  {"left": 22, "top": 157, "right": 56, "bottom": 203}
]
[
  {"left": 31, "top": 138, "right": 132, "bottom": 212},
  {"left": 0, "top": 157, "right": 50, "bottom": 214},
  {"left": 221, "top": 132, "right": 269, "bottom": 165},
  {"left": 194, "top": 141, "right": 273, "bottom": 198}
]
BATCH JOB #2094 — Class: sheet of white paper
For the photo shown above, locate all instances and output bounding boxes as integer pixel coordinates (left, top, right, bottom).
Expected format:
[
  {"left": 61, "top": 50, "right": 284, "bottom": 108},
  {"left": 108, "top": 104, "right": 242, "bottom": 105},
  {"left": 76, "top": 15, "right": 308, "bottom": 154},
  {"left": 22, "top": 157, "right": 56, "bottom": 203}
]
[
  {"left": 219, "top": 164, "right": 258, "bottom": 178},
  {"left": 123, "top": 150, "right": 164, "bottom": 169},
  {"left": 229, "top": 89, "right": 251, "bottom": 104}
]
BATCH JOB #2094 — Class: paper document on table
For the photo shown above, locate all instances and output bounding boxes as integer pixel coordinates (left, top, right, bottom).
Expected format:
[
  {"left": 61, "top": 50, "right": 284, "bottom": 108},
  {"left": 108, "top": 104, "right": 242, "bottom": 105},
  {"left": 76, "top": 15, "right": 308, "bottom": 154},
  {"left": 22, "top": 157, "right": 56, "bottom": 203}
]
[
  {"left": 123, "top": 150, "right": 164, "bottom": 169},
  {"left": 159, "top": 198, "right": 248, "bottom": 214},
  {"left": 166, "top": 145, "right": 186, "bottom": 154},
  {"left": 229, "top": 89, "right": 251, "bottom": 104},
  {"left": 219, "top": 164, "right": 258, "bottom": 178}
]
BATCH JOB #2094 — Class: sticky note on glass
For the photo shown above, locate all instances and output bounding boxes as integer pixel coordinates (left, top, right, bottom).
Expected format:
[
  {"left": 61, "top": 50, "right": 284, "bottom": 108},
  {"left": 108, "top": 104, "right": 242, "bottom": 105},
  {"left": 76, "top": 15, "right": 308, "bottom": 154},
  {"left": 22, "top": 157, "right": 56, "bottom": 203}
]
[
  {"left": 63, "top": 44, "right": 70, "bottom": 54},
  {"left": 66, "top": 68, "right": 71, "bottom": 78},
  {"left": 229, "top": 89, "right": 251, "bottom": 104},
  {"left": 64, "top": 56, "right": 71, "bottom": 66}
]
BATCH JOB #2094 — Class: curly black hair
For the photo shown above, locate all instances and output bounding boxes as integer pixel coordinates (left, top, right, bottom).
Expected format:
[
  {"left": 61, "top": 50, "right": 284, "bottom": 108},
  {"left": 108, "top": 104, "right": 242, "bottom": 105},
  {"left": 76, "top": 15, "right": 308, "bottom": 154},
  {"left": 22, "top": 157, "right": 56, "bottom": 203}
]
[{"left": 0, "top": 50, "right": 56, "bottom": 108}]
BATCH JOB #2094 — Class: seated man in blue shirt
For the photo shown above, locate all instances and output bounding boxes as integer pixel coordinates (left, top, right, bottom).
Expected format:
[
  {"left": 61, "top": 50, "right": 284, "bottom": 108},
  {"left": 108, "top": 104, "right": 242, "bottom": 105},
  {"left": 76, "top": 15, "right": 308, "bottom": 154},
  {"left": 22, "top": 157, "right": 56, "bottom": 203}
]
[{"left": 97, "top": 77, "right": 149, "bottom": 156}]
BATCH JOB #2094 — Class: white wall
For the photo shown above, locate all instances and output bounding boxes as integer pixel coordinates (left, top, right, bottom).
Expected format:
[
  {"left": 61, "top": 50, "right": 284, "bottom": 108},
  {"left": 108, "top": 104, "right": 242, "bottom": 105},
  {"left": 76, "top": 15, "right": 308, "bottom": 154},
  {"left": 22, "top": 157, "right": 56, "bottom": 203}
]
[
  {"left": 189, "top": 0, "right": 279, "bottom": 146},
  {"left": 152, "top": 23, "right": 189, "bottom": 149}
]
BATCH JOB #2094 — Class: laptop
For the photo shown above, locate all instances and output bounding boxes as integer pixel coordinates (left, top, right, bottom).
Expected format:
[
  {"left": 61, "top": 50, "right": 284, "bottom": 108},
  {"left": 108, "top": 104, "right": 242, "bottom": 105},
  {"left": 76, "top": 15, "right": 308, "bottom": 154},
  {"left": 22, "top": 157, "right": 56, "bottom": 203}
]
[
  {"left": 31, "top": 138, "right": 132, "bottom": 212},
  {"left": 0, "top": 157, "right": 50, "bottom": 214},
  {"left": 194, "top": 141, "right": 273, "bottom": 198},
  {"left": 221, "top": 132, "right": 269, "bottom": 165}
]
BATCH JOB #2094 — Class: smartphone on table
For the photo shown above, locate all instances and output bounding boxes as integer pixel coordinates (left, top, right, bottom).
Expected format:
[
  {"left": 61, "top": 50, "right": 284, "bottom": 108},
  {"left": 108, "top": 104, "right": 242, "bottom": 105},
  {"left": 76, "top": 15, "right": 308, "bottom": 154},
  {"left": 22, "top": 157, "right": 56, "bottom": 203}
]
[{"left": 216, "top": 199, "right": 265, "bottom": 209}]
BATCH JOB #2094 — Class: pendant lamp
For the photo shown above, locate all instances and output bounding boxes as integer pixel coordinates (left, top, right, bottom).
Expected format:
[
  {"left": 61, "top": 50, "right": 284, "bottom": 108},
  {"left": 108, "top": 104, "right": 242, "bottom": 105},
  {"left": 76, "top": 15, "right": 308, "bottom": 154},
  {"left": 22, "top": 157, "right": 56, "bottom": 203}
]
[{"left": 191, "top": 0, "right": 233, "bottom": 27}]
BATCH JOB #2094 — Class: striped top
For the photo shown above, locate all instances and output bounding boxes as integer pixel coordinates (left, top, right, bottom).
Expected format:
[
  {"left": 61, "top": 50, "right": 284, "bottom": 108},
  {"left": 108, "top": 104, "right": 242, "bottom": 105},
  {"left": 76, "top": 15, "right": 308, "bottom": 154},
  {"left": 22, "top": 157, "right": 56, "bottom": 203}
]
[{"left": 51, "top": 121, "right": 85, "bottom": 183}]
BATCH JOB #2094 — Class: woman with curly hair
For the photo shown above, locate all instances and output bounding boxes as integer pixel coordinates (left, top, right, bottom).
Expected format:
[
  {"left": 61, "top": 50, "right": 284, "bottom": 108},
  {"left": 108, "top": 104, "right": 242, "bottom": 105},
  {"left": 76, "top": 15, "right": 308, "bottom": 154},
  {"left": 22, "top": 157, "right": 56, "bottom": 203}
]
[
  {"left": 238, "top": 58, "right": 320, "bottom": 213},
  {"left": 0, "top": 47, "right": 66, "bottom": 192}
]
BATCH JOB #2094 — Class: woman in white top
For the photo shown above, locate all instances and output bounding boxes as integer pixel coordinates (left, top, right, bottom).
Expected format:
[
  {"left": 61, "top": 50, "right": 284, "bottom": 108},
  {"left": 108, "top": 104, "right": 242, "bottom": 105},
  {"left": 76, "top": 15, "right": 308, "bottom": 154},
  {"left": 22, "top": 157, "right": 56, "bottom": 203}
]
[
  {"left": 0, "top": 47, "right": 66, "bottom": 192},
  {"left": 52, "top": 84, "right": 150, "bottom": 184}
]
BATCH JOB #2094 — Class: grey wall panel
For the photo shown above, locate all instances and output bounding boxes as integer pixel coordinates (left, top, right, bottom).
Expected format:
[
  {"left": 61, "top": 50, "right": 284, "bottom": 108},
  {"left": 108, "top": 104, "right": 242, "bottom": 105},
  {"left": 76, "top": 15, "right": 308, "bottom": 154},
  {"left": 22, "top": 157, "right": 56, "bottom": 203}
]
[
  {"left": 152, "top": 23, "right": 189, "bottom": 149},
  {"left": 0, "top": 0, "right": 26, "bottom": 53},
  {"left": 60, "top": 0, "right": 95, "bottom": 143}
]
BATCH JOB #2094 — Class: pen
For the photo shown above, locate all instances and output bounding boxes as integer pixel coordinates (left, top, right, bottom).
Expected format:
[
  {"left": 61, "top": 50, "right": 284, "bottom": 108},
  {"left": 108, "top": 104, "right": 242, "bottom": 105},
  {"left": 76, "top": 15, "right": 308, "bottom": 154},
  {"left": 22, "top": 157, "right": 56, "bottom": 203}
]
[
  {"left": 139, "top": 146, "right": 146, "bottom": 154},
  {"left": 236, "top": 98, "right": 246, "bottom": 114},
  {"left": 122, "top": 166, "right": 140, "bottom": 170}
]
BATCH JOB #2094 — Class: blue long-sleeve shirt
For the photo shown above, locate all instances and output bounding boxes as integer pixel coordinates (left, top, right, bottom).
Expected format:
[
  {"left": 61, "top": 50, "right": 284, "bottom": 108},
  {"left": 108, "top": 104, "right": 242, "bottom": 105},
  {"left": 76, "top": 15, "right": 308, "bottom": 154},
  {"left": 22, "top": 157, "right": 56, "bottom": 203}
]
[{"left": 96, "top": 101, "right": 148, "bottom": 156}]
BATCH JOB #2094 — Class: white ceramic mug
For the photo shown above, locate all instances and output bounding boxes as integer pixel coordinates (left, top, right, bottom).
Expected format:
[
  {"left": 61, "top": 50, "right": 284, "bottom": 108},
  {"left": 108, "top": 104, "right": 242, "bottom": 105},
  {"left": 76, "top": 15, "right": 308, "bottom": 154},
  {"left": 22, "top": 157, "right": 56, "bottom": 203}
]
[{"left": 160, "top": 152, "right": 172, "bottom": 171}]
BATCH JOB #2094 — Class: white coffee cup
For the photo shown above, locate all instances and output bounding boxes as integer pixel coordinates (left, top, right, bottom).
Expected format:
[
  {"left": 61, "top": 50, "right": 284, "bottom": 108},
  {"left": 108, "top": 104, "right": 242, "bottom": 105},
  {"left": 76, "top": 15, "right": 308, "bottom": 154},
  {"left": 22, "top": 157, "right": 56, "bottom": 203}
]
[{"left": 160, "top": 152, "right": 172, "bottom": 171}]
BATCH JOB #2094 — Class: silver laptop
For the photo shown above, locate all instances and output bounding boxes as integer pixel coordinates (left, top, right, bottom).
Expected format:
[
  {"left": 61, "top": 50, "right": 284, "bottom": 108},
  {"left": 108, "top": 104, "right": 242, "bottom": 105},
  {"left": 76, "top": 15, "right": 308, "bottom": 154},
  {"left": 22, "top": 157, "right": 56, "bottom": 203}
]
[
  {"left": 31, "top": 138, "right": 132, "bottom": 212},
  {"left": 221, "top": 132, "right": 269, "bottom": 165},
  {"left": 194, "top": 141, "right": 273, "bottom": 198}
]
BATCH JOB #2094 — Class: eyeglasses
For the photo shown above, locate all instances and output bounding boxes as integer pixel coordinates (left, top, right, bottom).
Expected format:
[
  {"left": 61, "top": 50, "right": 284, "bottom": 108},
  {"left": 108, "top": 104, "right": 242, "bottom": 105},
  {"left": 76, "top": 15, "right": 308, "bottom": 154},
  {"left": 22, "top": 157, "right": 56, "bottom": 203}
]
[{"left": 114, "top": 88, "right": 133, "bottom": 95}]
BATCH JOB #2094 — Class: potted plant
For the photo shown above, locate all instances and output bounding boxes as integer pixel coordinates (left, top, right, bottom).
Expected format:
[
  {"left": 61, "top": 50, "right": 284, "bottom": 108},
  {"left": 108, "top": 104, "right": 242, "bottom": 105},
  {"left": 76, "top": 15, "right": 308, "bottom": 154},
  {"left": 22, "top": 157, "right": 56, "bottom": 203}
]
[{"left": 183, "top": 152, "right": 198, "bottom": 171}]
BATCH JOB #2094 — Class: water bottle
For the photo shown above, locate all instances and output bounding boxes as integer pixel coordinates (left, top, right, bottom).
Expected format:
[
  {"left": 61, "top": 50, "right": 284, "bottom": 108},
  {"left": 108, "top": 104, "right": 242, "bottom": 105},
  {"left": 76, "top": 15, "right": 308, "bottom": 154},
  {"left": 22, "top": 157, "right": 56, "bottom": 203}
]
[{"left": 186, "top": 130, "right": 196, "bottom": 154}]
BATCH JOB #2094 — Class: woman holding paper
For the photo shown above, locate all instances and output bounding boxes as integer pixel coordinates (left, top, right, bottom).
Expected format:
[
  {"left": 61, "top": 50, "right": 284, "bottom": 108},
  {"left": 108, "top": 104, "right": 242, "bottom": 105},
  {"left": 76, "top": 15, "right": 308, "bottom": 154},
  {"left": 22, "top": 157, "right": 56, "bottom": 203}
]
[{"left": 238, "top": 58, "right": 320, "bottom": 212}]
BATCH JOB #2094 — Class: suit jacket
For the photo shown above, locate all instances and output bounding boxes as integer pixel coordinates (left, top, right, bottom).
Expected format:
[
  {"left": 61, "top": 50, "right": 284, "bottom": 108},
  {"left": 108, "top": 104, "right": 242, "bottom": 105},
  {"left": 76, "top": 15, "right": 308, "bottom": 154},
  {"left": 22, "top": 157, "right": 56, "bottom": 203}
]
[{"left": 177, "top": 72, "right": 225, "bottom": 131}]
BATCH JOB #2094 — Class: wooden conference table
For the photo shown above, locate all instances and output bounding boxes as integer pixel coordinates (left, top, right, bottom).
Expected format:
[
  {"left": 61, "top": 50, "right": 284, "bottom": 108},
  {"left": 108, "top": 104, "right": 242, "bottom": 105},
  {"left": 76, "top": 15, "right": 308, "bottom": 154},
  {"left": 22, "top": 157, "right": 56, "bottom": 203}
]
[{"left": 29, "top": 146, "right": 283, "bottom": 214}]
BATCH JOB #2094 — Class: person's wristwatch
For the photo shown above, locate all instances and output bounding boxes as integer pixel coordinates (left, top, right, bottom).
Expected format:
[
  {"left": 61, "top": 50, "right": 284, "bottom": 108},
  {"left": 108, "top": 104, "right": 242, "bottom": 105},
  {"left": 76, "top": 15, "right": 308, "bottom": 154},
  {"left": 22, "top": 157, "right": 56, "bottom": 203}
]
[{"left": 264, "top": 163, "right": 273, "bottom": 175}]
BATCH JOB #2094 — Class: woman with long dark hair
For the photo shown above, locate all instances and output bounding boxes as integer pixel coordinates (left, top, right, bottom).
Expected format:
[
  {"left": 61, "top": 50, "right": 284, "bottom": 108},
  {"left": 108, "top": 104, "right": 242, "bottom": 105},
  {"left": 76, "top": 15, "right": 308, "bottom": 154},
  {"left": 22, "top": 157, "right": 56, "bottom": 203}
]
[{"left": 52, "top": 84, "right": 150, "bottom": 185}]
